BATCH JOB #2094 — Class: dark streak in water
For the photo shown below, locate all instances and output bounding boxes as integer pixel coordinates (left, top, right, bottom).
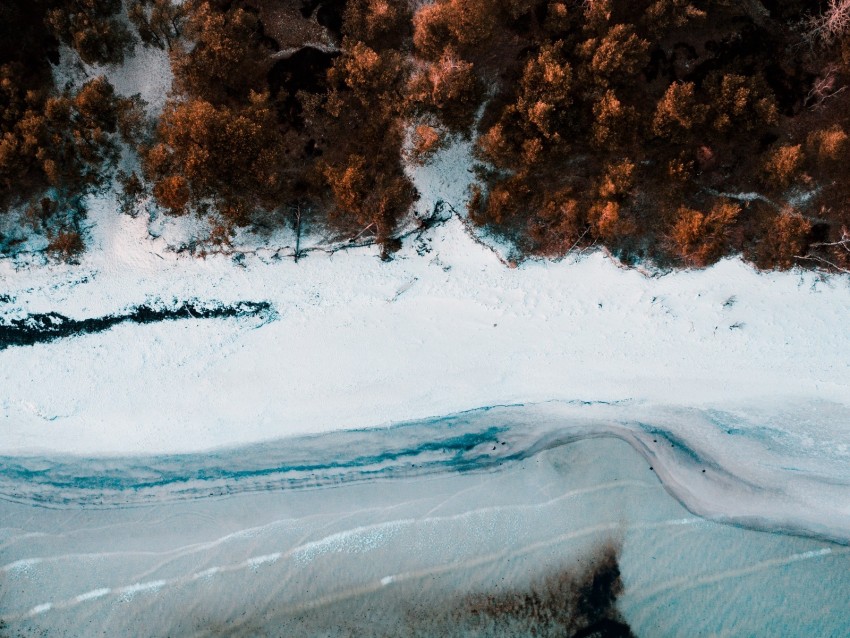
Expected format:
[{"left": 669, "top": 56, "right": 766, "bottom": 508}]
[
  {"left": 0, "top": 301, "right": 275, "bottom": 350},
  {"left": 0, "top": 407, "right": 526, "bottom": 507},
  {"left": 2, "top": 402, "right": 846, "bottom": 546}
]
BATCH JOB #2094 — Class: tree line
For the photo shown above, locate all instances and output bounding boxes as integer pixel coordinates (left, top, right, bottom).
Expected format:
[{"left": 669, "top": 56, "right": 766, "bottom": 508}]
[{"left": 2, "top": 0, "right": 850, "bottom": 270}]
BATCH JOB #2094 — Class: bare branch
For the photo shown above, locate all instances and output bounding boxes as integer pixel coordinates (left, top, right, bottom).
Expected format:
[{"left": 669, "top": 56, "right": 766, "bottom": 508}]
[
  {"left": 795, "top": 253, "right": 850, "bottom": 273},
  {"left": 807, "top": 0, "right": 850, "bottom": 45}
]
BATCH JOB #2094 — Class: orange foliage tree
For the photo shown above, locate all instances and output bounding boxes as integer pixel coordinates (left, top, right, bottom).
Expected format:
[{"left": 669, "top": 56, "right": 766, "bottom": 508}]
[
  {"left": 669, "top": 202, "right": 741, "bottom": 266},
  {"left": 144, "top": 94, "right": 287, "bottom": 223}
]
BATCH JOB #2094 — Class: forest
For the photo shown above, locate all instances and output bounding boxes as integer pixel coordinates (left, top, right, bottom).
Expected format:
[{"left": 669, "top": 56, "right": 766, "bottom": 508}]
[{"left": 1, "top": 0, "right": 850, "bottom": 269}]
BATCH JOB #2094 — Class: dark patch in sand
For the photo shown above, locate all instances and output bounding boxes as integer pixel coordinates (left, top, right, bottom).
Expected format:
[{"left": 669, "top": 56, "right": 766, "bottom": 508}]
[
  {"left": 437, "top": 542, "right": 634, "bottom": 638},
  {"left": 192, "top": 542, "right": 635, "bottom": 637}
]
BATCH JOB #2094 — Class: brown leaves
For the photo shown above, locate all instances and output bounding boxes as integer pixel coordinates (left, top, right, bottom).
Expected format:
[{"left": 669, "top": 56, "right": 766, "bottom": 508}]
[
  {"left": 669, "top": 201, "right": 741, "bottom": 266},
  {"left": 516, "top": 43, "right": 573, "bottom": 140},
  {"left": 407, "top": 48, "right": 480, "bottom": 131},
  {"left": 706, "top": 73, "right": 778, "bottom": 134},
  {"left": 337, "top": 41, "right": 407, "bottom": 107},
  {"left": 45, "top": 0, "right": 132, "bottom": 66},
  {"left": 408, "top": 124, "right": 446, "bottom": 165},
  {"left": 651, "top": 81, "right": 706, "bottom": 141},
  {"left": 597, "top": 159, "right": 635, "bottom": 200},
  {"left": 172, "top": 2, "right": 270, "bottom": 104},
  {"left": 1, "top": 74, "right": 124, "bottom": 214},
  {"left": 585, "top": 24, "right": 649, "bottom": 83},
  {"left": 476, "top": 123, "right": 514, "bottom": 167},
  {"left": 807, "top": 126, "right": 849, "bottom": 165},
  {"left": 322, "top": 153, "right": 417, "bottom": 244},
  {"left": 763, "top": 144, "right": 805, "bottom": 189},
  {"left": 145, "top": 95, "right": 287, "bottom": 219},
  {"left": 152, "top": 174, "right": 191, "bottom": 213},
  {"left": 344, "top": 0, "right": 412, "bottom": 48},
  {"left": 592, "top": 89, "right": 636, "bottom": 149},
  {"left": 754, "top": 210, "right": 812, "bottom": 269},
  {"left": 47, "top": 230, "right": 85, "bottom": 260},
  {"left": 644, "top": 0, "right": 706, "bottom": 35},
  {"left": 412, "top": 0, "right": 497, "bottom": 60},
  {"left": 527, "top": 189, "right": 585, "bottom": 254}
]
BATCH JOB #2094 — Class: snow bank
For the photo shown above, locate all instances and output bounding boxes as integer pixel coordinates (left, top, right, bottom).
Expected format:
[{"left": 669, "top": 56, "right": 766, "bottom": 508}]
[{"left": 1, "top": 187, "right": 849, "bottom": 456}]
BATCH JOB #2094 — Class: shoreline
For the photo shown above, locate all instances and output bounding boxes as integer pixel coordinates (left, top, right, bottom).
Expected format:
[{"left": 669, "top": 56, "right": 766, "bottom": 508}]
[
  {"left": 2, "top": 434, "right": 848, "bottom": 637},
  {"left": 3, "top": 401, "right": 850, "bottom": 544}
]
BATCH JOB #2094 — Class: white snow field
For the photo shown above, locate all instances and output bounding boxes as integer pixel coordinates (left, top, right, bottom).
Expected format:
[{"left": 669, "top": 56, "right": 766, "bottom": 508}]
[
  {"left": 1, "top": 135, "right": 850, "bottom": 635},
  {"left": 1, "top": 185, "right": 849, "bottom": 456}
]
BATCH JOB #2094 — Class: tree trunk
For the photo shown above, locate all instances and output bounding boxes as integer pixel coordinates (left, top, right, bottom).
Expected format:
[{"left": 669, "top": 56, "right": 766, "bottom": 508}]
[{"left": 293, "top": 205, "right": 302, "bottom": 263}]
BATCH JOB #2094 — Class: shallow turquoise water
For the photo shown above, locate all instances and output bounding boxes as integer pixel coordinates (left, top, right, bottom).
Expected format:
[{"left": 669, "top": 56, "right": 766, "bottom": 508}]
[{"left": 1, "top": 428, "right": 848, "bottom": 637}]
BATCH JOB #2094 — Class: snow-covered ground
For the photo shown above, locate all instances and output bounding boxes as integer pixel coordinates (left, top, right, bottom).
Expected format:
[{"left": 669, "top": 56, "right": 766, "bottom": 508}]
[
  {"left": 2, "top": 158, "right": 850, "bottom": 545},
  {"left": 1, "top": 183, "right": 849, "bottom": 457}
]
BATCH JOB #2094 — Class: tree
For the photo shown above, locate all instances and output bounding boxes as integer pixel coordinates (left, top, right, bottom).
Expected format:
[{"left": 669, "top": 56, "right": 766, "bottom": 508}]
[
  {"left": 514, "top": 42, "right": 573, "bottom": 140},
  {"left": 0, "top": 69, "right": 131, "bottom": 256},
  {"left": 592, "top": 89, "right": 635, "bottom": 149},
  {"left": 754, "top": 209, "right": 811, "bottom": 269},
  {"left": 706, "top": 73, "right": 778, "bottom": 134},
  {"left": 343, "top": 0, "right": 412, "bottom": 48},
  {"left": 332, "top": 40, "right": 408, "bottom": 109},
  {"left": 807, "top": 126, "right": 848, "bottom": 165},
  {"left": 763, "top": 144, "right": 805, "bottom": 189},
  {"left": 587, "top": 159, "right": 638, "bottom": 242},
  {"left": 544, "top": 1, "right": 571, "bottom": 34},
  {"left": 582, "top": 0, "right": 613, "bottom": 33},
  {"left": 644, "top": 0, "right": 706, "bottom": 35},
  {"left": 322, "top": 153, "right": 417, "bottom": 249},
  {"left": 47, "top": 230, "right": 85, "bottom": 259},
  {"left": 651, "top": 81, "right": 706, "bottom": 141},
  {"left": 0, "top": 76, "right": 126, "bottom": 205},
  {"left": 476, "top": 123, "right": 517, "bottom": 169},
  {"left": 468, "top": 172, "right": 532, "bottom": 229},
  {"left": 303, "top": 36, "right": 417, "bottom": 251},
  {"left": 527, "top": 189, "right": 585, "bottom": 254},
  {"left": 588, "top": 199, "right": 631, "bottom": 242},
  {"left": 143, "top": 94, "right": 288, "bottom": 222},
  {"left": 408, "top": 124, "right": 445, "bottom": 164},
  {"left": 171, "top": 2, "right": 271, "bottom": 104},
  {"left": 407, "top": 47, "right": 481, "bottom": 132},
  {"left": 807, "top": 0, "right": 850, "bottom": 45},
  {"left": 46, "top": 0, "right": 133, "bottom": 65},
  {"left": 582, "top": 24, "right": 649, "bottom": 85},
  {"left": 129, "top": 0, "right": 187, "bottom": 50},
  {"left": 597, "top": 159, "right": 635, "bottom": 200},
  {"left": 669, "top": 201, "right": 741, "bottom": 266},
  {"left": 412, "top": 0, "right": 497, "bottom": 60}
]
